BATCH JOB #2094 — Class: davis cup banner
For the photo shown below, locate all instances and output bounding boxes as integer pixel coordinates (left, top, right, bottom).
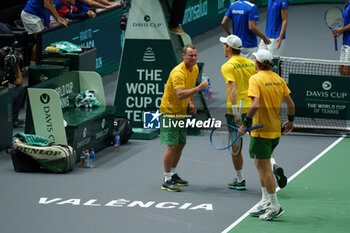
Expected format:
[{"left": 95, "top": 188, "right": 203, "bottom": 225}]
[{"left": 114, "top": 0, "right": 178, "bottom": 128}]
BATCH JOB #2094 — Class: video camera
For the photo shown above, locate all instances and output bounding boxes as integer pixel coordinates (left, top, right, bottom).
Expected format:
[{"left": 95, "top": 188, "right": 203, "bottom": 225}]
[{"left": 0, "top": 41, "right": 22, "bottom": 86}]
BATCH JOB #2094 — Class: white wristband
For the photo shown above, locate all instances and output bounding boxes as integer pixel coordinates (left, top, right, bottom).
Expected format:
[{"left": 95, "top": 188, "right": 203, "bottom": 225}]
[{"left": 231, "top": 104, "right": 238, "bottom": 115}]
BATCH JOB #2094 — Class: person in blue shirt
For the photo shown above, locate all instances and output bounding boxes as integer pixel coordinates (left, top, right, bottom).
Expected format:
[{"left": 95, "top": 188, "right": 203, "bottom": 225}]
[
  {"left": 21, "top": 0, "right": 68, "bottom": 62},
  {"left": 44, "top": 0, "right": 113, "bottom": 29},
  {"left": 332, "top": 1, "right": 350, "bottom": 76},
  {"left": 21, "top": 0, "right": 68, "bottom": 34},
  {"left": 221, "top": 0, "right": 270, "bottom": 60},
  {"left": 259, "top": 0, "right": 288, "bottom": 57}
]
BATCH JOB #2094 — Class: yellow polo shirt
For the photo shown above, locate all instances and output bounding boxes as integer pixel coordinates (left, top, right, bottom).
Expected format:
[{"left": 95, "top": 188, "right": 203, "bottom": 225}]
[
  {"left": 160, "top": 62, "right": 198, "bottom": 119},
  {"left": 221, "top": 55, "right": 256, "bottom": 115},
  {"left": 248, "top": 70, "right": 291, "bottom": 139}
]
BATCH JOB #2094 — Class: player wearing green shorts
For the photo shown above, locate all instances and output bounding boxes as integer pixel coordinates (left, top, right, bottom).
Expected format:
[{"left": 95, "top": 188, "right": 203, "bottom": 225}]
[
  {"left": 220, "top": 35, "right": 256, "bottom": 190},
  {"left": 159, "top": 44, "right": 208, "bottom": 192},
  {"left": 238, "top": 49, "right": 295, "bottom": 220}
]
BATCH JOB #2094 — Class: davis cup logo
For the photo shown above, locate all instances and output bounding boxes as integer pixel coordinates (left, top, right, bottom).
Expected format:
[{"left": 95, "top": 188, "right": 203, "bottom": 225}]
[
  {"left": 144, "top": 15, "right": 151, "bottom": 22},
  {"left": 40, "top": 93, "right": 50, "bottom": 104},
  {"left": 322, "top": 81, "right": 332, "bottom": 90},
  {"left": 143, "top": 110, "right": 161, "bottom": 129},
  {"left": 143, "top": 47, "right": 156, "bottom": 62}
]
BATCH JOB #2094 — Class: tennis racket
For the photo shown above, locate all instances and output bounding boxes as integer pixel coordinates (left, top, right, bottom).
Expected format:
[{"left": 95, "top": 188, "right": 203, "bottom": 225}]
[
  {"left": 324, "top": 7, "right": 344, "bottom": 51},
  {"left": 210, "top": 124, "right": 263, "bottom": 156},
  {"left": 228, "top": 99, "right": 245, "bottom": 156}
]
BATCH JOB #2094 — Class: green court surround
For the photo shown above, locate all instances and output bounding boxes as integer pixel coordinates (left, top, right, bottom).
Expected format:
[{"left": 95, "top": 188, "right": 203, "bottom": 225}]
[{"left": 227, "top": 137, "right": 350, "bottom": 233}]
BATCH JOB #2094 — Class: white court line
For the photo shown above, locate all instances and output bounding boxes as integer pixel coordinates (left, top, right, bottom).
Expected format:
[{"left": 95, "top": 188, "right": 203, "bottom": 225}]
[{"left": 221, "top": 136, "right": 345, "bottom": 233}]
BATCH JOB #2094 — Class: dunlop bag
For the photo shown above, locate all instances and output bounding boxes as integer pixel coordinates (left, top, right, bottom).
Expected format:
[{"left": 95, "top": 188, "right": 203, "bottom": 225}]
[{"left": 11, "top": 137, "right": 76, "bottom": 173}]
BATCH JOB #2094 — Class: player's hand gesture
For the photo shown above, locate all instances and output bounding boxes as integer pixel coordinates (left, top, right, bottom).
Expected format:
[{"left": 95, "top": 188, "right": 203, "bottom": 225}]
[
  {"left": 276, "top": 37, "right": 282, "bottom": 49},
  {"left": 198, "top": 80, "right": 208, "bottom": 91},
  {"left": 263, "top": 36, "right": 271, "bottom": 45},
  {"left": 237, "top": 124, "right": 247, "bottom": 137},
  {"left": 332, "top": 28, "right": 343, "bottom": 39},
  {"left": 88, "top": 10, "right": 96, "bottom": 19},
  {"left": 282, "top": 120, "right": 294, "bottom": 135},
  {"left": 56, "top": 16, "right": 68, "bottom": 26},
  {"left": 234, "top": 115, "right": 242, "bottom": 126},
  {"left": 189, "top": 103, "right": 197, "bottom": 115}
]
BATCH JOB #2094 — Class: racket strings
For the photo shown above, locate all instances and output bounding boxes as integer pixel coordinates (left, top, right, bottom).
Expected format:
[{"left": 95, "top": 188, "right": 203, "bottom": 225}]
[
  {"left": 325, "top": 9, "right": 343, "bottom": 28},
  {"left": 210, "top": 128, "right": 235, "bottom": 150}
]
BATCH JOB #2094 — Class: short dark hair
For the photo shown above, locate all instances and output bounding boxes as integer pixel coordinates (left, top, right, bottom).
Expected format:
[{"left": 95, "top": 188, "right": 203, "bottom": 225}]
[
  {"left": 231, "top": 47, "right": 241, "bottom": 55},
  {"left": 182, "top": 44, "right": 197, "bottom": 54},
  {"left": 256, "top": 60, "right": 273, "bottom": 70}
]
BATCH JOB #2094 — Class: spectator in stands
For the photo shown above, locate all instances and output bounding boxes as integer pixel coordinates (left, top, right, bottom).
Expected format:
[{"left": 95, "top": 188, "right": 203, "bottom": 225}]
[
  {"left": 21, "top": 0, "right": 68, "bottom": 63},
  {"left": 332, "top": 0, "right": 350, "bottom": 76},
  {"left": 50, "top": 0, "right": 96, "bottom": 27},
  {"left": 221, "top": 0, "right": 270, "bottom": 60},
  {"left": 47, "top": 0, "right": 113, "bottom": 28}
]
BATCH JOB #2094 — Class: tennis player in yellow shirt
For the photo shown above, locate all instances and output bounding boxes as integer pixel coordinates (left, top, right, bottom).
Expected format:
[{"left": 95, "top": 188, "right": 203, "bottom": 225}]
[
  {"left": 220, "top": 35, "right": 256, "bottom": 191},
  {"left": 159, "top": 44, "right": 208, "bottom": 192},
  {"left": 238, "top": 49, "right": 295, "bottom": 220}
]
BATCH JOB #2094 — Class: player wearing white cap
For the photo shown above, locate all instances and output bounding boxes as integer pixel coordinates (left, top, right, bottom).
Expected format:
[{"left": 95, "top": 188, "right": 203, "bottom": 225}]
[
  {"left": 238, "top": 49, "right": 295, "bottom": 221},
  {"left": 219, "top": 35, "right": 257, "bottom": 190}
]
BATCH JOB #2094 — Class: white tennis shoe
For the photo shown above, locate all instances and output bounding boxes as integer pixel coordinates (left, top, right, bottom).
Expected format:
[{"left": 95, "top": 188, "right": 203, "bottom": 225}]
[
  {"left": 259, "top": 205, "right": 285, "bottom": 221},
  {"left": 249, "top": 200, "right": 270, "bottom": 217}
]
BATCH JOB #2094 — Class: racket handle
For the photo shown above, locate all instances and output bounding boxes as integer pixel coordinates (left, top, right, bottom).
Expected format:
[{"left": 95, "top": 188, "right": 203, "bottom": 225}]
[
  {"left": 247, "top": 124, "right": 263, "bottom": 131},
  {"left": 334, "top": 38, "right": 338, "bottom": 51}
]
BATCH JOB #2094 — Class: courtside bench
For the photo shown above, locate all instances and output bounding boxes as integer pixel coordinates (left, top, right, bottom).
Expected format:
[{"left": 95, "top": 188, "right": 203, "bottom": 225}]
[{"left": 25, "top": 71, "right": 115, "bottom": 155}]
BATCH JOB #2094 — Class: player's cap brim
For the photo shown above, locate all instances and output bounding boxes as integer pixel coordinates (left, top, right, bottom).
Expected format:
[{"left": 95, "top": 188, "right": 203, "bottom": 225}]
[{"left": 219, "top": 37, "right": 228, "bottom": 44}]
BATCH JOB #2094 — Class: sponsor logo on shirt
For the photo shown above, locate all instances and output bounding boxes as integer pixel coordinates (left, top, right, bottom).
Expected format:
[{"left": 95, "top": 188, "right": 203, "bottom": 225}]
[{"left": 232, "top": 10, "right": 244, "bottom": 14}]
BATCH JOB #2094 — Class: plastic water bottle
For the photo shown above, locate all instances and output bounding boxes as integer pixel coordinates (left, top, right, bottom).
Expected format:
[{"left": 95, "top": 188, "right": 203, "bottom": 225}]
[
  {"left": 202, "top": 88, "right": 208, "bottom": 100},
  {"left": 89, "top": 148, "right": 95, "bottom": 168},
  {"left": 114, "top": 133, "right": 121, "bottom": 152},
  {"left": 207, "top": 81, "right": 212, "bottom": 100},
  {"left": 84, "top": 149, "right": 90, "bottom": 168},
  {"left": 80, "top": 148, "right": 85, "bottom": 168}
]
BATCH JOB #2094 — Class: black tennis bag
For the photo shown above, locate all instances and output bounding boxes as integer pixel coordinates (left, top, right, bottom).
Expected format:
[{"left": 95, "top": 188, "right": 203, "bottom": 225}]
[
  {"left": 11, "top": 137, "right": 76, "bottom": 173},
  {"left": 114, "top": 116, "right": 133, "bottom": 144}
]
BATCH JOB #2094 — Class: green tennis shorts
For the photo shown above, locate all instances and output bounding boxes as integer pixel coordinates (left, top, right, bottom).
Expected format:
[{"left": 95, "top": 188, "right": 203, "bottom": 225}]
[
  {"left": 249, "top": 137, "right": 280, "bottom": 159},
  {"left": 160, "top": 115, "right": 187, "bottom": 145},
  {"left": 225, "top": 113, "right": 246, "bottom": 128}
]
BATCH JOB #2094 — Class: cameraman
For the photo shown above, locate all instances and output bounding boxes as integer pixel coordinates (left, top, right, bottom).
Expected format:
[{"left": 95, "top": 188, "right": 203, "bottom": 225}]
[{"left": 0, "top": 49, "right": 27, "bottom": 128}]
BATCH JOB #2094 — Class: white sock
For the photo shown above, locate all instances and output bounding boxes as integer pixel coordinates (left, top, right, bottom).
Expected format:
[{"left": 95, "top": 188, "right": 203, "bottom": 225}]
[
  {"left": 164, "top": 172, "right": 171, "bottom": 181},
  {"left": 170, "top": 168, "right": 176, "bottom": 176},
  {"left": 268, "top": 193, "right": 280, "bottom": 209},
  {"left": 236, "top": 169, "right": 243, "bottom": 181},
  {"left": 270, "top": 157, "right": 277, "bottom": 169},
  {"left": 261, "top": 187, "right": 268, "bottom": 202}
]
